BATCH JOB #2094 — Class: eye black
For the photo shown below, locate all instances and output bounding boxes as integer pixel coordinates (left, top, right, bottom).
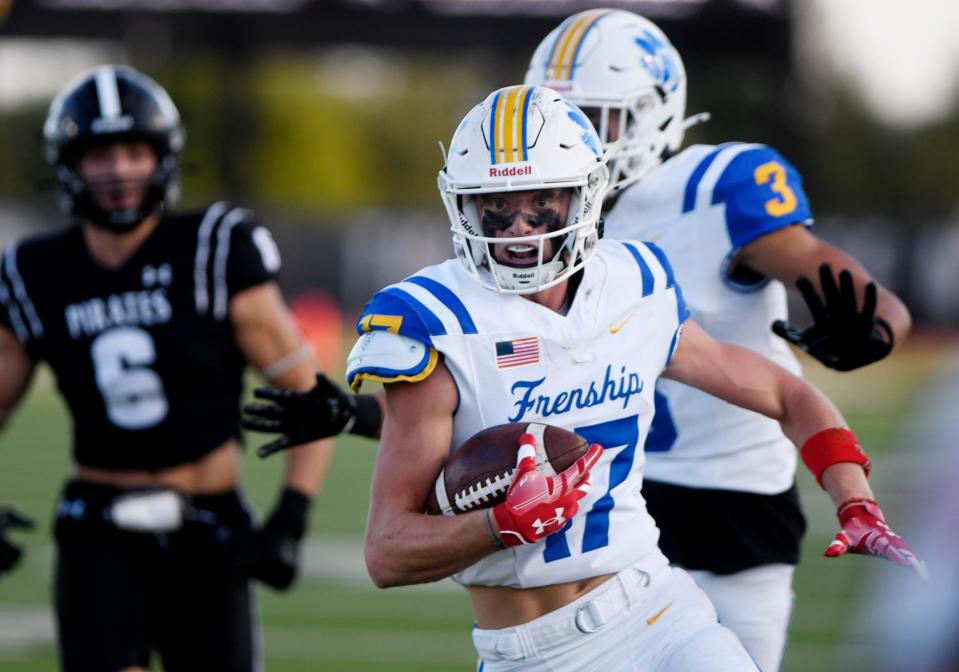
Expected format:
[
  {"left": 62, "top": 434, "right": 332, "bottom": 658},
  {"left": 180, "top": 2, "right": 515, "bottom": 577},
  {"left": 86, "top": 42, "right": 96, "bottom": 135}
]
[
  {"left": 527, "top": 209, "right": 561, "bottom": 232},
  {"left": 482, "top": 210, "right": 514, "bottom": 233}
]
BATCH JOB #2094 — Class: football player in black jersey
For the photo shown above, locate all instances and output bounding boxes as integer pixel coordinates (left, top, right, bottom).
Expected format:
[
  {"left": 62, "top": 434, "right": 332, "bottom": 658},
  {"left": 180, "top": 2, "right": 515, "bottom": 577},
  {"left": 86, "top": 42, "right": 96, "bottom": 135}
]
[{"left": 0, "top": 65, "right": 337, "bottom": 672}]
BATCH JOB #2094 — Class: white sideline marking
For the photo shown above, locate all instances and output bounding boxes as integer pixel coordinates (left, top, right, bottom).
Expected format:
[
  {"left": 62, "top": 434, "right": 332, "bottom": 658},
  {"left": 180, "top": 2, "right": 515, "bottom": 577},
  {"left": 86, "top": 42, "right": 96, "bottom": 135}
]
[
  {"left": 0, "top": 538, "right": 458, "bottom": 653},
  {"left": 0, "top": 607, "right": 54, "bottom": 652}
]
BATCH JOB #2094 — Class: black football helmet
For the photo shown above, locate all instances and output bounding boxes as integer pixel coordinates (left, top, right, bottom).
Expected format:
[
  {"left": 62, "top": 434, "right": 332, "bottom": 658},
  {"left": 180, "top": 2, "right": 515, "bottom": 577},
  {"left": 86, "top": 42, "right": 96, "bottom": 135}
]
[{"left": 43, "top": 65, "right": 185, "bottom": 232}]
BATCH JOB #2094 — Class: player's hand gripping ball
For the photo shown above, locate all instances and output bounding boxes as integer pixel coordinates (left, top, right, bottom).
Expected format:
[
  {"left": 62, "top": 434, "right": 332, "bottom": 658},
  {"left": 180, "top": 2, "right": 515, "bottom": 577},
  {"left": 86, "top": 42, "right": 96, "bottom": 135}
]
[
  {"left": 425, "top": 422, "right": 593, "bottom": 516},
  {"left": 492, "top": 435, "right": 602, "bottom": 547}
]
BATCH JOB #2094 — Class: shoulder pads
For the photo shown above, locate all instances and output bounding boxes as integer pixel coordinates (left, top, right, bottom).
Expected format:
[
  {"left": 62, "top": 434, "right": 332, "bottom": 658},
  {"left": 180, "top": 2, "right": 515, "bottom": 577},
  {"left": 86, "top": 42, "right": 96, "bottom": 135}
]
[{"left": 346, "top": 330, "right": 438, "bottom": 392}]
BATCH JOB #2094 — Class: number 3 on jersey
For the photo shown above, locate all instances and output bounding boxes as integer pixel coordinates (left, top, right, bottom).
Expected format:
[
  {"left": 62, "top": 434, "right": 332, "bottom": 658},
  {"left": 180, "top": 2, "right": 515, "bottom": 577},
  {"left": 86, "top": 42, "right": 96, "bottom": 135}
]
[
  {"left": 754, "top": 161, "right": 797, "bottom": 217},
  {"left": 91, "top": 326, "right": 168, "bottom": 430},
  {"left": 544, "top": 415, "right": 639, "bottom": 562}
]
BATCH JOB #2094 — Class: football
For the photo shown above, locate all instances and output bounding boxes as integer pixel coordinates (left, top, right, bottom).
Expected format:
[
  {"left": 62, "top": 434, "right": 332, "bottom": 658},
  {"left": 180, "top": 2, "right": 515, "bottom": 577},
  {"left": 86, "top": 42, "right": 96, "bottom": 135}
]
[{"left": 425, "top": 422, "right": 589, "bottom": 516}]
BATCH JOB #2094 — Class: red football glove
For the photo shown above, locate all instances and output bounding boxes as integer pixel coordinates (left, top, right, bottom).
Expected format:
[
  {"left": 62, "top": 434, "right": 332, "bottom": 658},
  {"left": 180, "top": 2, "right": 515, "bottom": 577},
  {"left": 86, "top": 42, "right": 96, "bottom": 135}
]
[
  {"left": 824, "top": 498, "right": 929, "bottom": 579},
  {"left": 492, "top": 434, "right": 603, "bottom": 547}
]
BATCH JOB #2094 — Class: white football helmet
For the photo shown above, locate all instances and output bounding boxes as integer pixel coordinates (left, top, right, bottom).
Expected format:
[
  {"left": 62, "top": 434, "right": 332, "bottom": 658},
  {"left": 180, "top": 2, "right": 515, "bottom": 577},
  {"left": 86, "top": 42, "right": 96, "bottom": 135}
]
[
  {"left": 438, "top": 85, "right": 609, "bottom": 294},
  {"left": 525, "top": 9, "right": 701, "bottom": 191}
]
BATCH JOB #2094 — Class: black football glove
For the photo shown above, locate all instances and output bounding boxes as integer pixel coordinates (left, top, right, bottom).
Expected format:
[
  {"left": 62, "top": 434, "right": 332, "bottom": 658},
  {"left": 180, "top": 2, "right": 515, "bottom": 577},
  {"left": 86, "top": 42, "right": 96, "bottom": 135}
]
[
  {"left": 0, "top": 507, "right": 35, "bottom": 577},
  {"left": 772, "top": 263, "right": 894, "bottom": 372},
  {"left": 242, "top": 373, "right": 358, "bottom": 458},
  {"left": 253, "top": 488, "right": 310, "bottom": 591}
]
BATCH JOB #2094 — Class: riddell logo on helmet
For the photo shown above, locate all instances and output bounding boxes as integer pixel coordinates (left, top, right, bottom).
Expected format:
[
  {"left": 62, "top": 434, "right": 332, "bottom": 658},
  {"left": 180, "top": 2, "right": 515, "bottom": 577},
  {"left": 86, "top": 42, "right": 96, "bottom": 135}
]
[{"left": 489, "top": 165, "right": 533, "bottom": 178}]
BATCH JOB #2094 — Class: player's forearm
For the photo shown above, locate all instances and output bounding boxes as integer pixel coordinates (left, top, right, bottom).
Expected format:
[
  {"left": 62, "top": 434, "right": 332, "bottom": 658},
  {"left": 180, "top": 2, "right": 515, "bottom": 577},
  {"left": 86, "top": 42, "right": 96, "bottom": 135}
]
[
  {"left": 365, "top": 509, "right": 497, "bottom": 587},
  {"left": 723, "top": 342, "right": 849, "bottom": 444},
  {"left": 667, "top": 328, "right": 845, "bottom": 438},
  {"left": 776, "top": 374, "right": 846, "bottom": 448},
  {"left": 0, "top": 328, "right": 37, "bottom": 425},
  {"left": 764, "top": 379, "right": 877, "bottom": 508},
  {"left": 820, "top": 463, "right": 874, "bottom": 507},
  {"left": 273, "top": 361, "right": 336, "bottom": 496},
  {"left": 282, "top": 439, "right": 333, "bottom": 496},
  {"left": 876, "top": 285, "right": 912, "bottom": 351}
]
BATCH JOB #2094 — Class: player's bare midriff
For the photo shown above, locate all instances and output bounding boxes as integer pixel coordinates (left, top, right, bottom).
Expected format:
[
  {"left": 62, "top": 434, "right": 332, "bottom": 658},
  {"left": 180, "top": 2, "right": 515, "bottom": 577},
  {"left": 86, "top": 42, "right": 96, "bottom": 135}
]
[
  {"left": 468, "top": 572, "right": 615, "bottom": 629},
  {"left": 74, "top": 439, "right": 241, "bottom": 494}
]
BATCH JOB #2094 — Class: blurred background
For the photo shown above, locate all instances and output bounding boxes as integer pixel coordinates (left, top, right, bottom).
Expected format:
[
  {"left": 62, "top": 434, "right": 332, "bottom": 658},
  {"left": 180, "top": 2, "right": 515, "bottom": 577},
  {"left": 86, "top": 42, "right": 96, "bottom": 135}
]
[{"left": 0, "top": 0, "right": 957, "bottom": 670}]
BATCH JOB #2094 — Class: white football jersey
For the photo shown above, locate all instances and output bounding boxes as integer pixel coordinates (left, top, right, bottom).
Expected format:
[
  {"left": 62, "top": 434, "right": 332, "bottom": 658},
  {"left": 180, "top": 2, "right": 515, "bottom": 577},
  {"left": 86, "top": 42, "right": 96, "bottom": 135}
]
[
  {"left": 604, "top": 142, "right": 814, "bottom": 494},
  {"left": 347, "top": 240, "right": 687, "bottom": 589}
]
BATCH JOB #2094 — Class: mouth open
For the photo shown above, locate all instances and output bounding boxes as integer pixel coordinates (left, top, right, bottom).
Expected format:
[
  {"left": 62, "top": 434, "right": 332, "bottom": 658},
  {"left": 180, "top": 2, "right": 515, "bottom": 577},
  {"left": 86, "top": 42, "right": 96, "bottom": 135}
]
[{"left": 499, "top": 243, "right": 540, "bottom": 267}]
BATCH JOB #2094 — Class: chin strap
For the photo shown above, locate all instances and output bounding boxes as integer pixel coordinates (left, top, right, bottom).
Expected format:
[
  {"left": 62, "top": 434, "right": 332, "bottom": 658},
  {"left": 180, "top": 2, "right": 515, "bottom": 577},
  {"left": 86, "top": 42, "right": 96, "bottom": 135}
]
[{"left": 493, "top": 259, "right": 565, "bottom": 294}]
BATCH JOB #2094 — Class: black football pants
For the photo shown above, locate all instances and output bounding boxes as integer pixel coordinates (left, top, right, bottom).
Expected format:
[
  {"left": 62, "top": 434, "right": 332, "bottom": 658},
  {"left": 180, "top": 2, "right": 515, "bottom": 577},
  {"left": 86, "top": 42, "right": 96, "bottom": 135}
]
[{"left": 54, "top": 480, "right": 260, "bottom": 672}]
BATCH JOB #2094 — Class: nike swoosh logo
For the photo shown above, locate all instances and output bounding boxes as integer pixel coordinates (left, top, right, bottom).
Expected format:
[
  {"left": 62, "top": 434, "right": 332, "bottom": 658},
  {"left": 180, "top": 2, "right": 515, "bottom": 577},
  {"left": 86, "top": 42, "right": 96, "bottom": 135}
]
[
  {"left": 646, "top": 601, "right": 674, "bottom": 626},
  {"left": 609, "top": 314, "right": 633, "bottom": 334}
]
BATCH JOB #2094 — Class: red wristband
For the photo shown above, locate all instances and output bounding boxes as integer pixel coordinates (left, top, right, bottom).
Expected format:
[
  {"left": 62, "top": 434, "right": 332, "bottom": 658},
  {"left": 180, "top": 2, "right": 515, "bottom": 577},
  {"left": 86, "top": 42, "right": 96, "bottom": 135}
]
[{"left": 800, "top": 428, "right": 871, "bottom": 488}]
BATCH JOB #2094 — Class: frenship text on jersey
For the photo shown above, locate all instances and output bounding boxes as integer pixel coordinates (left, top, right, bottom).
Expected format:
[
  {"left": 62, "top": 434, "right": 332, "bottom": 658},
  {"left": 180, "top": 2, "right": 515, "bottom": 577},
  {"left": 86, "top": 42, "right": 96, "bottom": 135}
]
[{"left": 508, "top": 364, "right": 644, "bottom": 422}]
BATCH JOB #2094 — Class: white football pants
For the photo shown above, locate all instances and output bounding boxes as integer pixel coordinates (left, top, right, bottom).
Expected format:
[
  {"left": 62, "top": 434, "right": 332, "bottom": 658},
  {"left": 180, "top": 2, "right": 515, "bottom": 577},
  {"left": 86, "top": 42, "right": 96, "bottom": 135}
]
[
  {"left": 473, "top": 564, "right": 758, "bottom": 671},
  {"left": 687, "top": 564, "right": 795, "bottom": 672}
]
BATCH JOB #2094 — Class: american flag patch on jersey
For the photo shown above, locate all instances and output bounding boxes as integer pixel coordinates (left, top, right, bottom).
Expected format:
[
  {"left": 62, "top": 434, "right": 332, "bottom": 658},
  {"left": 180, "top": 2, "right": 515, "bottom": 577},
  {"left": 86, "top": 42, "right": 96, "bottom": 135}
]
[{"left": 495, "top": 337, "right": 540, "bottom": 369}]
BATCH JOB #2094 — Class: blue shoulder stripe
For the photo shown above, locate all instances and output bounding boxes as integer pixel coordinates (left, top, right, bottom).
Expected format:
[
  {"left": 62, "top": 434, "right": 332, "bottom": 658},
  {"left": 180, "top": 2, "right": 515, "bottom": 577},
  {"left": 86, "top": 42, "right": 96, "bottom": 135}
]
[
  {"left": 355, "top": 290, "right": 442, "bottom": 347},
  {"left": 405, "top": 276, "right": 478, "bottom": 335},
  {"left": 682, "top": 142, "right": 742, "bottom": 214},
  {"left": 381, "top": 288, "right": 446, "bottom": 336},
  {"left": 644, "top": 242, "right": 689, "bottom": 324},
  {"left": 620, "top": 242, "right": 654, "bottom": 297},
  {"left": 643, "top": 242, "right": 674, "bottom": 288},
  {"left": 665, "top": 325, "right": 682, "bottom": 367}
]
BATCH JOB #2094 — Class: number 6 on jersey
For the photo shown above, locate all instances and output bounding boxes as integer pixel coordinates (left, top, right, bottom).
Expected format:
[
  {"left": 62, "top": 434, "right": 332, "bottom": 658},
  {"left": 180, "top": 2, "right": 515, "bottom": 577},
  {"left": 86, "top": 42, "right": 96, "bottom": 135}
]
[{"left": 91, "top": 326, "right": 168, "bottom": 430}]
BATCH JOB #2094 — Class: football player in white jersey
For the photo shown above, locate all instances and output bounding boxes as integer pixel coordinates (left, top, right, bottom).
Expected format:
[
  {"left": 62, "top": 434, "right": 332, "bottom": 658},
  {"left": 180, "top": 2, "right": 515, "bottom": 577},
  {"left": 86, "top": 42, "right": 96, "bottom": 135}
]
[
  {"left": 344, "top": 85, "right": 920, "bottom": 672},
  {"left": 525, "top": 9, "right": 915, "bottom": 671}
]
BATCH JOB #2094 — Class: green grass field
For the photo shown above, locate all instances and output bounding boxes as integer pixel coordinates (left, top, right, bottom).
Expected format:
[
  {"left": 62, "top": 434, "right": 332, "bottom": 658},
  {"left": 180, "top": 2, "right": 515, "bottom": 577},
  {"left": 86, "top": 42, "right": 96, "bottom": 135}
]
[{"left": 0, "top": 344, "right": 949, "bottom": 671}]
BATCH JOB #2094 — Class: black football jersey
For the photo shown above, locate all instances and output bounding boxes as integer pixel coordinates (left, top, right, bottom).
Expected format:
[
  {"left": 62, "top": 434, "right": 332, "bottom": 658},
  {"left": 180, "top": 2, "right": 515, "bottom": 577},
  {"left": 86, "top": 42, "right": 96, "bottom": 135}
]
[{"left": 0, "top": 202, "right": 281, "bottom": 470}]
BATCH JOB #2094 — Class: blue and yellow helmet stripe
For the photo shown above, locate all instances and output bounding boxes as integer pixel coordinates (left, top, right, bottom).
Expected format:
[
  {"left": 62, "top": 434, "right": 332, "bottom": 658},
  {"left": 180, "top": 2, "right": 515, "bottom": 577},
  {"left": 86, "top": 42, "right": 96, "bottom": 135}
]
[
  {"left": 545, "top": 9, "right": 611, "bottom": 81},
  {"left": 488, "top": 85, "right": 534, "bottom": 165}
]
